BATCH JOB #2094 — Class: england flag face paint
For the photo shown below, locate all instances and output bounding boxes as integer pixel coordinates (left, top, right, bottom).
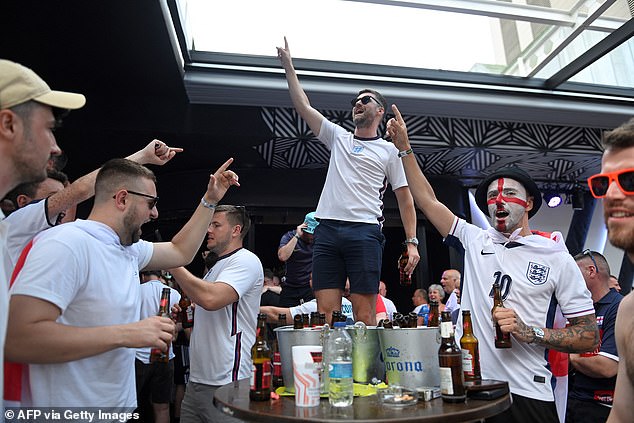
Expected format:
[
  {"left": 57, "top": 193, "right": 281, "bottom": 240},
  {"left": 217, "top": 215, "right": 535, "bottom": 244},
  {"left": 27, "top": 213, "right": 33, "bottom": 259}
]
[{"left": 486, "top": 178, "right": 529, "bottom": 232}]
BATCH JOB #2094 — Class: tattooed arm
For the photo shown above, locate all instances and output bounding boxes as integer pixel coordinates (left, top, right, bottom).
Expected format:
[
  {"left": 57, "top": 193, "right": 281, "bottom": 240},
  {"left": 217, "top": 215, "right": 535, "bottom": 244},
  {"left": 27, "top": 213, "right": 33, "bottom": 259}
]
[{"left": 494, "top": 307, "right": 599, "bottom": 353}]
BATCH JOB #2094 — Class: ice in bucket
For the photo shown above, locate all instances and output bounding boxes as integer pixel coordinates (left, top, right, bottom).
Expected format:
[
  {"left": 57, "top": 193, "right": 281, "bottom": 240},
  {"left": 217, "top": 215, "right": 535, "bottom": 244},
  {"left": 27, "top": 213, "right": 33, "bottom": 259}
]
[{"left": 292, "top": 345, "right": 323, "bottom": 407}]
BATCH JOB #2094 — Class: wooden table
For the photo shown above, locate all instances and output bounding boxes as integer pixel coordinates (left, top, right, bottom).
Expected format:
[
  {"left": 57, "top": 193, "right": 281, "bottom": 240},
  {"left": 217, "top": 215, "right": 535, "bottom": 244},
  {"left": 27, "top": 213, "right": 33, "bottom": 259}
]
[{"left": 214, "top": 379, "right": 511, "bottom": 423}]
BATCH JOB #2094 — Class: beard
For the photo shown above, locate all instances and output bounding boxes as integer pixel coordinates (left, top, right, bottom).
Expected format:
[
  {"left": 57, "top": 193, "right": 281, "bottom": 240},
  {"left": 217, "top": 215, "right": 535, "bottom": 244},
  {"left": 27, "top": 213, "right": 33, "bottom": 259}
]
[
  {"left": 607, "top": 221, "right": 634, "bottom": 254},
  {"left": 14, "top": 131, "right": 48, "bottom": 188},
  {"left": 122, "top": 211, "right": 142, "bottom": 246},
  {"left": 353, "top": 111, "right": 373, "bottom": 128}
]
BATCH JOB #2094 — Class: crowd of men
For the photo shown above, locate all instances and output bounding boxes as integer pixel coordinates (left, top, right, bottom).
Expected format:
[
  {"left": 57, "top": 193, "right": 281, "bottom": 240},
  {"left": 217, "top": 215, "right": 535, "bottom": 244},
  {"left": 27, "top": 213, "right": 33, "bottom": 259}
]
[{"left": 0, "top": 36, "right": 632, "bottom": 423}]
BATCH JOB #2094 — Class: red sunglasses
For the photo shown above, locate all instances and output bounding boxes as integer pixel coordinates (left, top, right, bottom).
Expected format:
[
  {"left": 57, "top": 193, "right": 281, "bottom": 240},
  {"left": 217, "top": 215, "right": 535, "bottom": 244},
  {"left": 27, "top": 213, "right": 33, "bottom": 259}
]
[{"left": 587, "top": 168, "right": 634, "bottom": 198}]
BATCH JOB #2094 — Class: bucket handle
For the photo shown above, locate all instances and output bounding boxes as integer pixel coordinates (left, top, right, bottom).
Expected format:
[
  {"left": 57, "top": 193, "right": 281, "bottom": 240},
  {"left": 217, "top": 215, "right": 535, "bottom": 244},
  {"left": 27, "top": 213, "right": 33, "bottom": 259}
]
[{"left": 352, "top": 321, "right": 367, "bottom": 342}]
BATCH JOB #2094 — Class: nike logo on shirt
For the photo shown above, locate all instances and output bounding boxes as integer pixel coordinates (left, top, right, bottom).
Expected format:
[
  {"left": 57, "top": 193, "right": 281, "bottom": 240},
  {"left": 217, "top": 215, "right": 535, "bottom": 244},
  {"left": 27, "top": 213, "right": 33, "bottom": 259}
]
[{"left": 481, "top": 250, "right": 495, "bottom": 255}]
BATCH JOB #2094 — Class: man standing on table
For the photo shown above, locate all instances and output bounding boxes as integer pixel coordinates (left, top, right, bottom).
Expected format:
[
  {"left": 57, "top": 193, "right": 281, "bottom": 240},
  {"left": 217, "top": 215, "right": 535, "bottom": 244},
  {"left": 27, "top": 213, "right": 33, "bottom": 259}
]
[
  {"left": 276, "top": 37, "right": 419, "bottom": 325},
  {"left": 387, "top": 104, "right": 598, "bottom": 422}
]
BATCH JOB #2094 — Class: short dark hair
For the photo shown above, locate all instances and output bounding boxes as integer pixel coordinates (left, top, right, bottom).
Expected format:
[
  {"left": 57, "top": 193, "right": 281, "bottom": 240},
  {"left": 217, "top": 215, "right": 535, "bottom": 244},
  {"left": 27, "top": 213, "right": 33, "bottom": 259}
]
[
  {"left": 358, "top": 89, "right": 387, "bottom": 112},
  {"left": 602, "top": 117, "right": 634, "bottom": 152},
  {"left": 215, "top": 205, "right": 251, "bottom": 239},
  {"left": 574, "top": 250, "right": 610, "bottom": 278},
  {"left": 94, "top": 158, "right": 156, "bottom": 203},
  {"left": 2, "top": 168, "right": 68, "bottom": 209}
]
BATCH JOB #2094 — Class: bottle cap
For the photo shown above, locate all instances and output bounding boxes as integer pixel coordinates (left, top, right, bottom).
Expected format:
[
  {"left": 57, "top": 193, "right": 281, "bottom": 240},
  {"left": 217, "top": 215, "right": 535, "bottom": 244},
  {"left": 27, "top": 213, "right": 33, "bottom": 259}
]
[{"left": 333, "top": 322, "right": 346, "bottom": 328}]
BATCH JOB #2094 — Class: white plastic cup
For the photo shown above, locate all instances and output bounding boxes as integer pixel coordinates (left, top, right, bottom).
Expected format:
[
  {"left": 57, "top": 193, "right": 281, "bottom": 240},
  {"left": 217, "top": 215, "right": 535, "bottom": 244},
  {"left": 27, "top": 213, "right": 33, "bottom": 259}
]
[{"left": 292, "top": 345, "right": 322, "bottom": 407}]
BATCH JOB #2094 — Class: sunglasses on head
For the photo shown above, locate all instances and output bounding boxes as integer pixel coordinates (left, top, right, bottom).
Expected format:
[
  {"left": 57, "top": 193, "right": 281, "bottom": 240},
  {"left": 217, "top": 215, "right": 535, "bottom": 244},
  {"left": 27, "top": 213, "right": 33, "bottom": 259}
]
[
  {"left": 350, "top": 95, "right": 382, "bottom": 107},
  {"left": 587, "top": 168, "right": 634, "bottom": 198},
  {"left": 581, "top": 249, "right": 599, "bottom": 270}
]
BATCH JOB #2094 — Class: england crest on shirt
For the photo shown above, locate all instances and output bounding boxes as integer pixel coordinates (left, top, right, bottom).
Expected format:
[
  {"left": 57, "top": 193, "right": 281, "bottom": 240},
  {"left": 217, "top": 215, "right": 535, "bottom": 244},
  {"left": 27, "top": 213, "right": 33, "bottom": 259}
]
[{"left": 526, "top": 262, "right": 550, "bottom": 285}]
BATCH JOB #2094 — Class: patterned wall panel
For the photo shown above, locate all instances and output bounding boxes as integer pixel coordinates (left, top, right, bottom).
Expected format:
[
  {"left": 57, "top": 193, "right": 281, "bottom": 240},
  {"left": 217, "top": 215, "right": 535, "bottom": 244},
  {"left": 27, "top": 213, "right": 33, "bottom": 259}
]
[{"left": 255, "top": 107, "right": 604, "bottom": 190}]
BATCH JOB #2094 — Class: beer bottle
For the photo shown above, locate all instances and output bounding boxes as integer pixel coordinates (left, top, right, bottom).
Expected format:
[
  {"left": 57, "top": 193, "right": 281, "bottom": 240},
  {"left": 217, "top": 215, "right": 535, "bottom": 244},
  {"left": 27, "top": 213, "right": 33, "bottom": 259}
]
[
  {"left": 272, "top": 314, "right": 285, "bottom": 388},
  {"left": 392, "top": 312, "right": 404, "bottom": 327},
  {"left": 408, "top": 312, "right": 418, "bottom": 328},
  {"left": 438, "top": 311, "right": 465, "bottom": 403},
  {"left": 150, "top": 288, "right": 172, "bottom": 363},
  {"left": 330, "top": 311, "right": 342, "bottom": 326},
  {"left": 310, "top": 311, "right": 320, "bottom": 327},
  {"left": 250, "top": 313, "right": 271, "bottom": 401},
  {"left": 492, "top": 281, "right": 512, "bottom": 348},
  {"left": 319, "top": 313, "right": 326, "bottom": 326},
  {"left": 179, "top": 295, "right": 194, "bottom": 329},
  {"left": 302, "top": 313, "right": 309, "bottom": 328},
  {"left": 460, "top": 310, "right": 481, "bottom": 382},
  {"left": 427, "top": 300, "right": 439, "bottom": 327},
  {"left": 398, "top": 242, "right": 412, "bottom": 286},
  {"left": 293, "top": 314, "right": 303, "bottom": 329},
  {"left": 278, "top": 313, "right": 287, "bottom": 328}
]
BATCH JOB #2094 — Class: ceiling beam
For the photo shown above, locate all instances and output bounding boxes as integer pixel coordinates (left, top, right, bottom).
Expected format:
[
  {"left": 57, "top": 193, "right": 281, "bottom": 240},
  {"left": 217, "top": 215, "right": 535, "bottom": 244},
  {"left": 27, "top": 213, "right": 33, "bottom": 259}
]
[
  {"left": 343, "top": 0, "right": 624, "bottom": 29},
  {"left": 545, "top": 17, "right": 634, "bottom": 89}
]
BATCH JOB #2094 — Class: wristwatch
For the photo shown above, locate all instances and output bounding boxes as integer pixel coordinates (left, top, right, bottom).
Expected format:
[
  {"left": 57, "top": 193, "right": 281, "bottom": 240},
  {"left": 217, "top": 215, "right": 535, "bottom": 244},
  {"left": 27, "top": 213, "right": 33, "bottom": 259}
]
[
  {"left": 404, "top": 237, "right": 419, "bottom": 246},
  {"left": 530, "top": 327, "right": 544, "bottom": 344}
]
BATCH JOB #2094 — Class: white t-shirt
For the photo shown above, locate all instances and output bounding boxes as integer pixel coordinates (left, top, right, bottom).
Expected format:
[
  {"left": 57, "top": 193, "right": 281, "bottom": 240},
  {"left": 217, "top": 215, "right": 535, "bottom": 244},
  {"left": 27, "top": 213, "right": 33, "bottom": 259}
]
[
  {"left": 10, "top": 219, "right": 154, "bottom": 407},
  {"left": 448, "top": 217, "right": 594, "bottom": 402},
  {"left": 444, "top": 290, "right": 459, "bottom": 314},
  {"left": 315, "top": 119, "right": 408, "bottom": 224},
  {"left": 381, "top": 295, "right": 398, "bottom": 320},
  {"left": 1, "top": 200, "right": 56, "bottom": 283},
  {"left": 135, "top": 281, "right": 181, "bottom": 363},
  {"left": 290, "top": 297, "right": 355, "bottom": 322},
  {"left": 188, "top": 248, "right": 263, "bottom": 386},
  {"left": 0, "top": 209, "right": 8, "bottom": 406}
]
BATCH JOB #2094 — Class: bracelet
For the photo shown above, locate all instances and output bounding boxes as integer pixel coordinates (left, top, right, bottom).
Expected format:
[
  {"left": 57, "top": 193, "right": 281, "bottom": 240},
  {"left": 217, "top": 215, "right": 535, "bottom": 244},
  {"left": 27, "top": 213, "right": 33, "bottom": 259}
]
[
  {"left": 200, "top": 197, "right": 216, "bottom": 210},
  {"left": 294, "top": 234, "right": 301, "bottom": 240},
  {"left": 397, "top": 148, "right": 413, "bottom": 158}
]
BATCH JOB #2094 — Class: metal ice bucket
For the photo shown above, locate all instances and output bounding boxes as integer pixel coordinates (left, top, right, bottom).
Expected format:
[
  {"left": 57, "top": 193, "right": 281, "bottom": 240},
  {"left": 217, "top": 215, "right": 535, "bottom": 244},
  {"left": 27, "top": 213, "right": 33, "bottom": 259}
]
[
  {"left": 274, "top": 326, "right": 328, "bottom": 393},
  {"left": 378, "top": 326, "right": 440, "bottom": 389},
  {"left": 346, "top": 323, "right": 385, "bottom": 384}
]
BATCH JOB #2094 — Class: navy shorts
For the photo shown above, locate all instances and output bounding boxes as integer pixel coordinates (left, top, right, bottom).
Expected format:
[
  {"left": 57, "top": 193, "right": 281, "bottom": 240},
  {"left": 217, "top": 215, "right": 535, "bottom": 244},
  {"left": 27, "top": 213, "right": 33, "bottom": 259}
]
[{"left": 311, "top": 219, "right": 385, "bottom": 294}]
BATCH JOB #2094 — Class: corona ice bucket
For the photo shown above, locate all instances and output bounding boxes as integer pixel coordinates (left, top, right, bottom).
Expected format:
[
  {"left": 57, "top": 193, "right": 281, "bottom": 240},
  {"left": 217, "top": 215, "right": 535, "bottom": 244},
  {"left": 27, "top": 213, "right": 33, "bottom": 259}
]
[{"left": 378, "top": 326, "right": 440, "bottom": 389}]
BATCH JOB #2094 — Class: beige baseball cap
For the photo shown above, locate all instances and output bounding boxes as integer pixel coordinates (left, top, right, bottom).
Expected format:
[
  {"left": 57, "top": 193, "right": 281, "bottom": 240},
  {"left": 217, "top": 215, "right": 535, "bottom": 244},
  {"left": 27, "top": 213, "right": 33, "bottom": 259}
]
[{"left": 0, "top": 59, "right": 85, "bottom": 110}]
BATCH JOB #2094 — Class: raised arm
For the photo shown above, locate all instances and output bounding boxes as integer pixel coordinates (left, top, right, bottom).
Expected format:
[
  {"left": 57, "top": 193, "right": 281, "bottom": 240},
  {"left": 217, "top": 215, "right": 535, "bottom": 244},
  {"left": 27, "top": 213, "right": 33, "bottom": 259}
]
[
  {"left": 47, "top": 139, "right": 182, "bottom": 221},
  {"left": 278, "top": 222, "right": 306, "bottom": 262},
  {"left": 387, "top": 105, "right": 456, "bottom": 238},
  {"left": 148, "top": 158, "right": 239, "bottom": 270},
  {"left": 6, "top": 295, "right": 175, "bottom": 363},
  {"left": 169, "top": 266, "right": 239, "bottom": 311},
  {"left": 276, "top": 37, "right": 324, "bottom": 136}
]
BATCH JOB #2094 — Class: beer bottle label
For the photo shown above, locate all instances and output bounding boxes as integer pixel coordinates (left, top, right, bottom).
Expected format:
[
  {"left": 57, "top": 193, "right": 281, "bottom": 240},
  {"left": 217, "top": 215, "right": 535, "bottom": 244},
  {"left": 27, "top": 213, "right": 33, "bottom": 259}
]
[
  {"left": 439, "top": 367, "right": 454, "bottom": 395},
  {"left": 440, "top": 321, "right": 453, "bottom": 338},
  {"left": 461, "top": 349, "right": 474, "bottom": 374},
  {"left": 273, "top": 352, "right": 282, "bottom": 377},
  {"left": 250, "top": 362, "right": 271, "bottom": 390}
]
